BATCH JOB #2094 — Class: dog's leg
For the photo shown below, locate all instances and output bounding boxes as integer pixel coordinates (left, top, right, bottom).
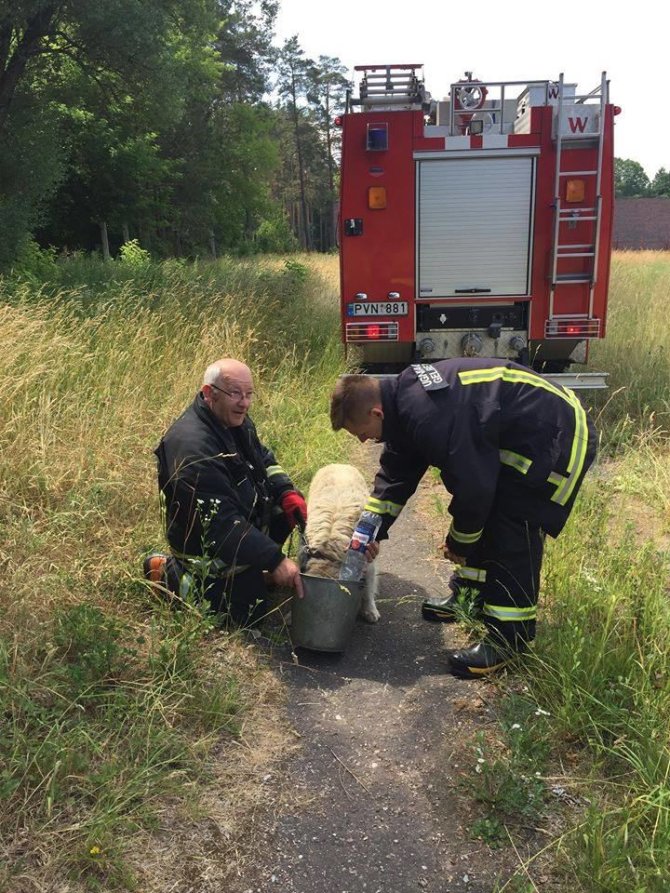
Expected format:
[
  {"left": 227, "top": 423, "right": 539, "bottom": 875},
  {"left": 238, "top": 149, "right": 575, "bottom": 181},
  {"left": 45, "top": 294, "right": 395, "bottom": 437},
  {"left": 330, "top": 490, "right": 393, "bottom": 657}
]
[{"left": 359, "top": 562, "right": 380, "bottom": 623}]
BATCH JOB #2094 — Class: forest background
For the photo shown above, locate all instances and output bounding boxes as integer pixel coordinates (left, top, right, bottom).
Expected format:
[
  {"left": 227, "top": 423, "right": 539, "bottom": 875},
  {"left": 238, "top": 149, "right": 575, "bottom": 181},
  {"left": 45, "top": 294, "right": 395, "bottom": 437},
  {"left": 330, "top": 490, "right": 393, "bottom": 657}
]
[
  {"left": 0, "top": 0, "right": 350, "bottom": 269},
  {"left": 1, "top": 0, "right": 669, "bottom": 274}
]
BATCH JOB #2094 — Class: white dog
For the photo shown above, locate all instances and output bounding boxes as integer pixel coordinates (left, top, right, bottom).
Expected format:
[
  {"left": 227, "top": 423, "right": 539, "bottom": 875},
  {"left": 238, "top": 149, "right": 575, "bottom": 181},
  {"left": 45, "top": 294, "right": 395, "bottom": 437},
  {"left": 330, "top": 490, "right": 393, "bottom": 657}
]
[{"left": 300, "top": 463, "right": 380, "bottom": 623}]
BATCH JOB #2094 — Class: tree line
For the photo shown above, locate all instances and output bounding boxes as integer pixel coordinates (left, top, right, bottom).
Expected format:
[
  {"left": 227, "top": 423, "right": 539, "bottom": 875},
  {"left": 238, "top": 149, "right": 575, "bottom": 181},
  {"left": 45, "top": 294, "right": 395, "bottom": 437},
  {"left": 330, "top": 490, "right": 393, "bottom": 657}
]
[
  {"left": 615, "top": 159, "right": 670, "bottom": 198},
  {"left": 0, "top": 0, "right": 350, "bottom": 268}
]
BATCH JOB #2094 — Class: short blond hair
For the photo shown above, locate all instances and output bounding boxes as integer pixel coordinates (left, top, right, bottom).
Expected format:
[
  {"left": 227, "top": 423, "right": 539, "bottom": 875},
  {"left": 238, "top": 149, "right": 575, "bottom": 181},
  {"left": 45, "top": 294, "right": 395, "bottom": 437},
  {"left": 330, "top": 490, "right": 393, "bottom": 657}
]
[{"left": 330, "top": 375, "right": 381, "bottom": 430}]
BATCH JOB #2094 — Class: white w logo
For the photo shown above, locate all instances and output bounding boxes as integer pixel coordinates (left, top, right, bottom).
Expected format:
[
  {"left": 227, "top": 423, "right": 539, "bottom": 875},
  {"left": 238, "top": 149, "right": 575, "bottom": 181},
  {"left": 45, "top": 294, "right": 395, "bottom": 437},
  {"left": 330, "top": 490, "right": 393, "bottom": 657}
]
[{"left": 548, "top": 84, "right": 560, "bottom": 99}]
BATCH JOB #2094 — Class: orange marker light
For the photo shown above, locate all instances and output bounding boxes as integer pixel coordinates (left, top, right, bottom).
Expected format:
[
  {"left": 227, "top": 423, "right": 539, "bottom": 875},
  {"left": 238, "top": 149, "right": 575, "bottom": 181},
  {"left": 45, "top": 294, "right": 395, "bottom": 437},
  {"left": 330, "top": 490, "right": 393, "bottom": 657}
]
[
  {"left": 566, "top": 179, "right": 585, "bottom": 203},
  {"left": 368, "top": 186, "right": 387, "bottom": 209}
]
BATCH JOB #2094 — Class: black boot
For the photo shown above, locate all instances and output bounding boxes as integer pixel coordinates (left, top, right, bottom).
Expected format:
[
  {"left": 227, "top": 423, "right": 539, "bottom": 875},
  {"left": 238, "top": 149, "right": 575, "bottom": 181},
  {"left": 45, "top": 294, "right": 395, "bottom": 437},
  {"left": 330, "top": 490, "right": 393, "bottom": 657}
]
[
  {"left": 422, "top": 593, "right": 461, "bottom": 623},
  {"left": 422, "top": 589, "right": 482, "bottom": 623},
  {"left": 448, "top": 641, "right": 513, "bottom": 679}
]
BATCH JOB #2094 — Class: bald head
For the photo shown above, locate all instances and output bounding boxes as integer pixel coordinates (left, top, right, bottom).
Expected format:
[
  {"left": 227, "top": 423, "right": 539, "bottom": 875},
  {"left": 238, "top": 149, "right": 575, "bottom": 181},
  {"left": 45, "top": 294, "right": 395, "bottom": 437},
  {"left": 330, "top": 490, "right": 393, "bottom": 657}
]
[
  {"left": 202, "top": 358, "right": 255, "bottom": 428},
  {"left": 203, "top": 358, "right": 251, "bottom": 387}
]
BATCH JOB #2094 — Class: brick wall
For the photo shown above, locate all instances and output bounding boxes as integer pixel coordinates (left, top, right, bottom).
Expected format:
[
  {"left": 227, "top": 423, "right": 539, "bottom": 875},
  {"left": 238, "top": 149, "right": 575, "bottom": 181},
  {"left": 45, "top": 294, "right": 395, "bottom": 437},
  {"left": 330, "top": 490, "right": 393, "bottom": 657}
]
[{"left": 613, "top": 197, "right": 670, "bottom": 249}]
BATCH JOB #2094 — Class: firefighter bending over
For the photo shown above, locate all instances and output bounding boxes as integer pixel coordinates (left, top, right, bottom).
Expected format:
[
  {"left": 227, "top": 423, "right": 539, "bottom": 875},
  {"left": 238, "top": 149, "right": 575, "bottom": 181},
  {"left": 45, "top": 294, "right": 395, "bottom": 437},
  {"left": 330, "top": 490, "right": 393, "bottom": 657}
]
[
  {"left": 330, "top": 359, "right": 597, "bottom": 679},
  {"left": 145, "top": 359, "right": 305, "bottom": 625}
]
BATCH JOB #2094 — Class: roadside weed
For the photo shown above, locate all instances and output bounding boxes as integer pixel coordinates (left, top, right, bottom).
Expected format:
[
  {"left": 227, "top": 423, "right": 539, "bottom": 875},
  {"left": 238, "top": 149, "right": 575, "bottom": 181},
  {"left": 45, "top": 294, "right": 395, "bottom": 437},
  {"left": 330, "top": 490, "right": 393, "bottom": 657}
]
[{"left": 466, "top": 697, "right": 551, "bottom": 838}]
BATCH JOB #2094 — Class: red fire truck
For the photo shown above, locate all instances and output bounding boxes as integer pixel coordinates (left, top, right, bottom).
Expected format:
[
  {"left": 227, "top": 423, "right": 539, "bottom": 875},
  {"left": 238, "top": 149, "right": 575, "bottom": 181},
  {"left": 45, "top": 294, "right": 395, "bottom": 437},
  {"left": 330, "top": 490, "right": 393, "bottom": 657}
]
[{"left": 338, "top": 65, "right": 618, "bottom": 387}]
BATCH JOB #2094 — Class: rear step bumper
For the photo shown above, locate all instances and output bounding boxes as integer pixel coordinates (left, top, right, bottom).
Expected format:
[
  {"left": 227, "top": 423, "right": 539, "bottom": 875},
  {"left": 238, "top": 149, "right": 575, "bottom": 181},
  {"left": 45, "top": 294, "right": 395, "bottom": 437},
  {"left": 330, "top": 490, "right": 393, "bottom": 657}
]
[{"left": 544, "top": 371, "right": 608, "bottom": 390}]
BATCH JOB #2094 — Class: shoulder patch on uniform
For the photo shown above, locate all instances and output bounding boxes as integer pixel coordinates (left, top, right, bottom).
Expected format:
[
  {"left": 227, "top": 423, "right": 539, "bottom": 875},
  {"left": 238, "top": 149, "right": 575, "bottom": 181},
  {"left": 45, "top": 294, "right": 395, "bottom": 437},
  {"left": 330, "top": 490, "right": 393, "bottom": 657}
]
[{"left": 411, "top": 363, "right": 449, "bottom": 391}]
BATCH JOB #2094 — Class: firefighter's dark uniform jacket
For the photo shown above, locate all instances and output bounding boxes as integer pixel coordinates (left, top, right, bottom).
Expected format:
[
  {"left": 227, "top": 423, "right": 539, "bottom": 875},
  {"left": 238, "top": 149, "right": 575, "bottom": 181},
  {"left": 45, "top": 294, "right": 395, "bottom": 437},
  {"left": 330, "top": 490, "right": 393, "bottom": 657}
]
[
  {"left": 155, "top": 393, "right": 296, "bottom": 575},
  {"left": 365, "top": 360, "right": 597, "bottom": 646}
]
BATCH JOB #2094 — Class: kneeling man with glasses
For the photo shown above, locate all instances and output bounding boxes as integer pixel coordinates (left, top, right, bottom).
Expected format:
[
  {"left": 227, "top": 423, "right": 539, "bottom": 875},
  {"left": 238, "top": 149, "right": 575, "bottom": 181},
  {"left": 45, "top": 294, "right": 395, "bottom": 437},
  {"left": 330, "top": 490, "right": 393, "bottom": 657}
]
[{"left": 146, "top": 358, "right": 305, "bottom": 624}]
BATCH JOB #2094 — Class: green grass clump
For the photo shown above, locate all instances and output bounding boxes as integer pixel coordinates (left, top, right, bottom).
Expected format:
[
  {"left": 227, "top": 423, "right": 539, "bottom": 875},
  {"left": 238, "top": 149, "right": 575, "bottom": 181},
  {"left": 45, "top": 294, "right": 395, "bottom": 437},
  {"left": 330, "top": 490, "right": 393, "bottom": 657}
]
[
  {"left": 0, "top": 601, "right": 237, "bottom": 889},
  {"left": 520, "top": 482, "right": 670, "bottom": 892}
]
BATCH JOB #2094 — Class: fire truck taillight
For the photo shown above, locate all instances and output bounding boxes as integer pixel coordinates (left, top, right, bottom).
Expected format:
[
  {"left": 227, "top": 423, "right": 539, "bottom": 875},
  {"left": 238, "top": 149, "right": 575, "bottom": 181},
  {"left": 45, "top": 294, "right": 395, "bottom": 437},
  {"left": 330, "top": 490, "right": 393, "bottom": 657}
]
[
  {"left": 345, "top": 321, "right": 399, "bottom": 342},
  {"left": 334, "top": 115, "right": 343, "bottom": 127},
  {"left": 566, "top": 179, "right": 585, "bottom": 202},
  {"left": 368, "top": 186, "right": 387, "bottom": 209},
  {"left": 545, "top": 318, "right": 602, "bottom": 338}
]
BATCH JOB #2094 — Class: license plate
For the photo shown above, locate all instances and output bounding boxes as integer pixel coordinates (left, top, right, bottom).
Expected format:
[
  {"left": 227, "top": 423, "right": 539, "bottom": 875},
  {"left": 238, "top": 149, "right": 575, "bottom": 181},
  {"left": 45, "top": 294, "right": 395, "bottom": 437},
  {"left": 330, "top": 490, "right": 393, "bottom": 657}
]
[{"left": 346, "top": 301, "right": 409, "bottom": 317}]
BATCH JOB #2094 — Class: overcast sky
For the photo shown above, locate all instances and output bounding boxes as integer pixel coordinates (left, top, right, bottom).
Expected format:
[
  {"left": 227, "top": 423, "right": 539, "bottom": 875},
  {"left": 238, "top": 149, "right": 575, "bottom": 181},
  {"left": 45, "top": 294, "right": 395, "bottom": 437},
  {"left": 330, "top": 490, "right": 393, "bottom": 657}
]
[{"left": 275, "top": 0, "right": 668, "bottom": 179}]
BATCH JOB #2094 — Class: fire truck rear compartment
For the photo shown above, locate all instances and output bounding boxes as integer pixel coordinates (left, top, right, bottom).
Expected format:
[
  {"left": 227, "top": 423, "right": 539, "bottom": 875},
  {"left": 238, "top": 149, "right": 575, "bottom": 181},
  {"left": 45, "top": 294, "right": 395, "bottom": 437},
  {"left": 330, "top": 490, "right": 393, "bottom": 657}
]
[{"left": 415, "top": 303, "right": 527, "bottom": 361}]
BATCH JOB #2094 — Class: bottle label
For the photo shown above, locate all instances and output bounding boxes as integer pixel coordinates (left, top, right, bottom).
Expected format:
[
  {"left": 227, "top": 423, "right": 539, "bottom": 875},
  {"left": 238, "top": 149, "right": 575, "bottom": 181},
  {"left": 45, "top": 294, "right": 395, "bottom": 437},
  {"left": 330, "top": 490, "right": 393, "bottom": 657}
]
[{"left": 350, "top": 532, "right": 370, "bottom": 552}]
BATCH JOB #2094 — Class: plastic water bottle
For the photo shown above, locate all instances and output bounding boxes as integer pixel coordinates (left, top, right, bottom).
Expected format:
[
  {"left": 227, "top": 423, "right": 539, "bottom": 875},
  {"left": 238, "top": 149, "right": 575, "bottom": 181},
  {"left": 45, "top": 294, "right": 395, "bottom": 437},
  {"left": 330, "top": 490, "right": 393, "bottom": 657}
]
[{"left": 340, "top": 510, "right": 383, "bottom": 582}]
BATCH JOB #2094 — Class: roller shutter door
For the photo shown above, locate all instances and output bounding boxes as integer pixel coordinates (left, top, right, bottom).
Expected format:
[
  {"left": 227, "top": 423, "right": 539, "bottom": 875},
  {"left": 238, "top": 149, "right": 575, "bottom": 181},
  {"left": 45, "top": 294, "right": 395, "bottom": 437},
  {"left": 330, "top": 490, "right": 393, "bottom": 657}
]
[{"left": 417, "top": 156, "right": 534, "bottom": 298}]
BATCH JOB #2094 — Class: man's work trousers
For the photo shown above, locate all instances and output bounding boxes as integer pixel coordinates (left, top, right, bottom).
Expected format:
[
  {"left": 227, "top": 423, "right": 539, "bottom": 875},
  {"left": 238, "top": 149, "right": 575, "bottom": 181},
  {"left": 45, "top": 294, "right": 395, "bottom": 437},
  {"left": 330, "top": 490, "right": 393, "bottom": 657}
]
[
  {"left": 452, "top": 507, "right": 544, "bottom": 652},
  {"left": 167, "top": 514, "right": 292, "bottom": 626}
]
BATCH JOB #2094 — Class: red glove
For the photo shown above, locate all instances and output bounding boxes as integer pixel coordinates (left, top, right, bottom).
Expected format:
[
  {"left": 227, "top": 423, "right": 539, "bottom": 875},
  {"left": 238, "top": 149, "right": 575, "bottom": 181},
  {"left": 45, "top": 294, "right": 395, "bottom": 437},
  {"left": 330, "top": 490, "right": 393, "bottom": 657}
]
[{"left": 280, "top": 491, "right": 307, "bottom": 530}]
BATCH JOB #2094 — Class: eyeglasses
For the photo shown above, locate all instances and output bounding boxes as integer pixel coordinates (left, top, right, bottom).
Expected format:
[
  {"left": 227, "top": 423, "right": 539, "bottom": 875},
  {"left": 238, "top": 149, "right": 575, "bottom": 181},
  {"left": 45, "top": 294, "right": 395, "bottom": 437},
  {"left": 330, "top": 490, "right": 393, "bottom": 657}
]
[{"left": 210, "top": 383, "right": 255, "bottom": 402}]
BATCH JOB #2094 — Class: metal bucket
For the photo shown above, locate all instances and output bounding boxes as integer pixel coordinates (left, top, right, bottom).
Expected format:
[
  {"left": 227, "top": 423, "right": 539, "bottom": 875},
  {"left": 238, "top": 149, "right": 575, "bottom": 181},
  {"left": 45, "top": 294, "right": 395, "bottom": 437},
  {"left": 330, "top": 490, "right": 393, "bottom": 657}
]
[{"left": 291, "top": 574, "right": 363, "bottom": 652}]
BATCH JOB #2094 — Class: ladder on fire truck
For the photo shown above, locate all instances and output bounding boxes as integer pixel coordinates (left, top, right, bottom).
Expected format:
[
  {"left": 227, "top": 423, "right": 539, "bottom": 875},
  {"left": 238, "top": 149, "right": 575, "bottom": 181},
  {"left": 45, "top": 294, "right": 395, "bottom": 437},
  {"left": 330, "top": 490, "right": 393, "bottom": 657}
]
[
  {"left": 350, "top": 64, "right": 427, "bottom": 109},
  {"left": 548, "top": 72, "right": 608, "bottom": 338}
]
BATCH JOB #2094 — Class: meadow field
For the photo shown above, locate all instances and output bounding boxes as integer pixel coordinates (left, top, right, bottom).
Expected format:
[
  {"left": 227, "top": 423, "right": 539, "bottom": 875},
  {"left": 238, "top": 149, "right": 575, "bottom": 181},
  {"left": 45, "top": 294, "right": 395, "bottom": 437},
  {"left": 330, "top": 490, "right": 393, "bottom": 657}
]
[{"left": 0, "top": 250, "right": 668, "bottom": 891}]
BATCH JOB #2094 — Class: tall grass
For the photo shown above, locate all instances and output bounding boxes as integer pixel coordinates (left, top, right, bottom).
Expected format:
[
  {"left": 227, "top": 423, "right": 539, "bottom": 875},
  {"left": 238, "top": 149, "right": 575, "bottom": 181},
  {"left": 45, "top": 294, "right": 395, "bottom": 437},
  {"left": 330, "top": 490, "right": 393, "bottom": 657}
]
[
  {"left": 481, "top": 252, "right": 670, "bottom": 891},
  {"left": 0, "top": 254, "right": 348, "bottom": 890},
  {"left": 590, "top": 251, "right": 670, "bottom": 447}
]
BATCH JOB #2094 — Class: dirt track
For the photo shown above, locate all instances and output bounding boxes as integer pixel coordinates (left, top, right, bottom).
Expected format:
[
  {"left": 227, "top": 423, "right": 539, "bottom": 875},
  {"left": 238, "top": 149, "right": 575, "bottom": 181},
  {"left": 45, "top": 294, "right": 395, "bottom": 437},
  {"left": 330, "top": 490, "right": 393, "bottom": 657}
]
[{"left": 232, "top": 473, "right": 540, "bottom": 893}]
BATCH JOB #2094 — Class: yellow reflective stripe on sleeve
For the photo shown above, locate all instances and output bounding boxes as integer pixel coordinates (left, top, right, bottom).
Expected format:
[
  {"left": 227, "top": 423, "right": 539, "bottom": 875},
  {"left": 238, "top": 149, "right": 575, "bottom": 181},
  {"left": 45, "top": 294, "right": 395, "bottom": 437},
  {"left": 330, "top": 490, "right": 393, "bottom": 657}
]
[
  {"left": 457, "top": 366, "right": 591, "bottom": 508},
  {"left": 458, "top": 566, "right": 487, "bottom": 583},
  {"left": 499, "top": 449, "right": 532, "bottom": 475},
  {"left": 449, "top": 522, "right": 483, "bottom": 545},
  {"left": 366, "top": 497, "right": 403, "bottom": 517},
  {"left": 483, "top": 603, "right": 537, "bottom": 621},
  {"left": 266, "top": 464, "right": 285, "bottom": 478},
  {"left": 546, "top": 390, "right": 589, "bottom": 506}
]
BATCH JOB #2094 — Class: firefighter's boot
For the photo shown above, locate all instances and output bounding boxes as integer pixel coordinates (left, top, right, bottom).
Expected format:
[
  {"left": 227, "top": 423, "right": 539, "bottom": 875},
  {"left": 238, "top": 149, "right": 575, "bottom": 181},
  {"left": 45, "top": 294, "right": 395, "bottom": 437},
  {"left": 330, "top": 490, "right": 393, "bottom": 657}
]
[
  {"left": 421, "top": 592, "right": 461, "bottom": 623},
  {"left": 448, "top": 641, "right": 512, "bottom": 680},
  {"left": 143, "top": 552, "right": 168, "bottom": 587},
  {"left": 422, "top": 586, "right": 482, "bottom": 623}
]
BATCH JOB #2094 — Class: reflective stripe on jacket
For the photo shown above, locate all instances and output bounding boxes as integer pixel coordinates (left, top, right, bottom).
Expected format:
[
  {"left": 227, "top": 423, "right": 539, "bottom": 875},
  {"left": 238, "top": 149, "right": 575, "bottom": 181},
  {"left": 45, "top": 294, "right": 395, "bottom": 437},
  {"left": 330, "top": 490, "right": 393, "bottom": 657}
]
[{"left": 372, "top": 359, "right": 597, "bottom": 552}]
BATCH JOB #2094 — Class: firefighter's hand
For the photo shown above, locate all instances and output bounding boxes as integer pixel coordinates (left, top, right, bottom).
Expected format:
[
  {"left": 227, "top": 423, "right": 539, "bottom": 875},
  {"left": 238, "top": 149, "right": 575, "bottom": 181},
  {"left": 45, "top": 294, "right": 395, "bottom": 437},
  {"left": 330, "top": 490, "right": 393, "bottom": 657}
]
[
  {"left": 280, "top": 491, "right": 307, "bottom": 530},
  {"left": 269, "top": 557, "right": 304, "bottom": 597},
  {"left": 443, "top": 544, "right": 465, "bottom": 564},
  {"left": 366, "top": 541, "right": 380, "bottom": 562}
]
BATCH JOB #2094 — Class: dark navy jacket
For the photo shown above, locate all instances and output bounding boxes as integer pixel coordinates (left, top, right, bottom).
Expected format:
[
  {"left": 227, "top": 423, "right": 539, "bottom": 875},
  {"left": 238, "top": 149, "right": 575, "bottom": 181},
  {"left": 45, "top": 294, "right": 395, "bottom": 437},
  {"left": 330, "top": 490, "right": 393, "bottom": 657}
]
[
  {"left": 368, "top": 360, "right": 597, "bottom": 556},
  {"left": 155, "top": 393, "right": 295, "bottom": 572}
]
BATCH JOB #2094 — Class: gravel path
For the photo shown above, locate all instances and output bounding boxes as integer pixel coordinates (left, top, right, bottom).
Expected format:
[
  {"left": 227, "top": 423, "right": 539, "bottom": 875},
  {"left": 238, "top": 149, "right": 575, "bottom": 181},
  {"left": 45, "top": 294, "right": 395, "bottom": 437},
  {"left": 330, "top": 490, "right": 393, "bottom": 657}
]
[{"left": 234, "top": 478, "right": 534, "bottom": 893}]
